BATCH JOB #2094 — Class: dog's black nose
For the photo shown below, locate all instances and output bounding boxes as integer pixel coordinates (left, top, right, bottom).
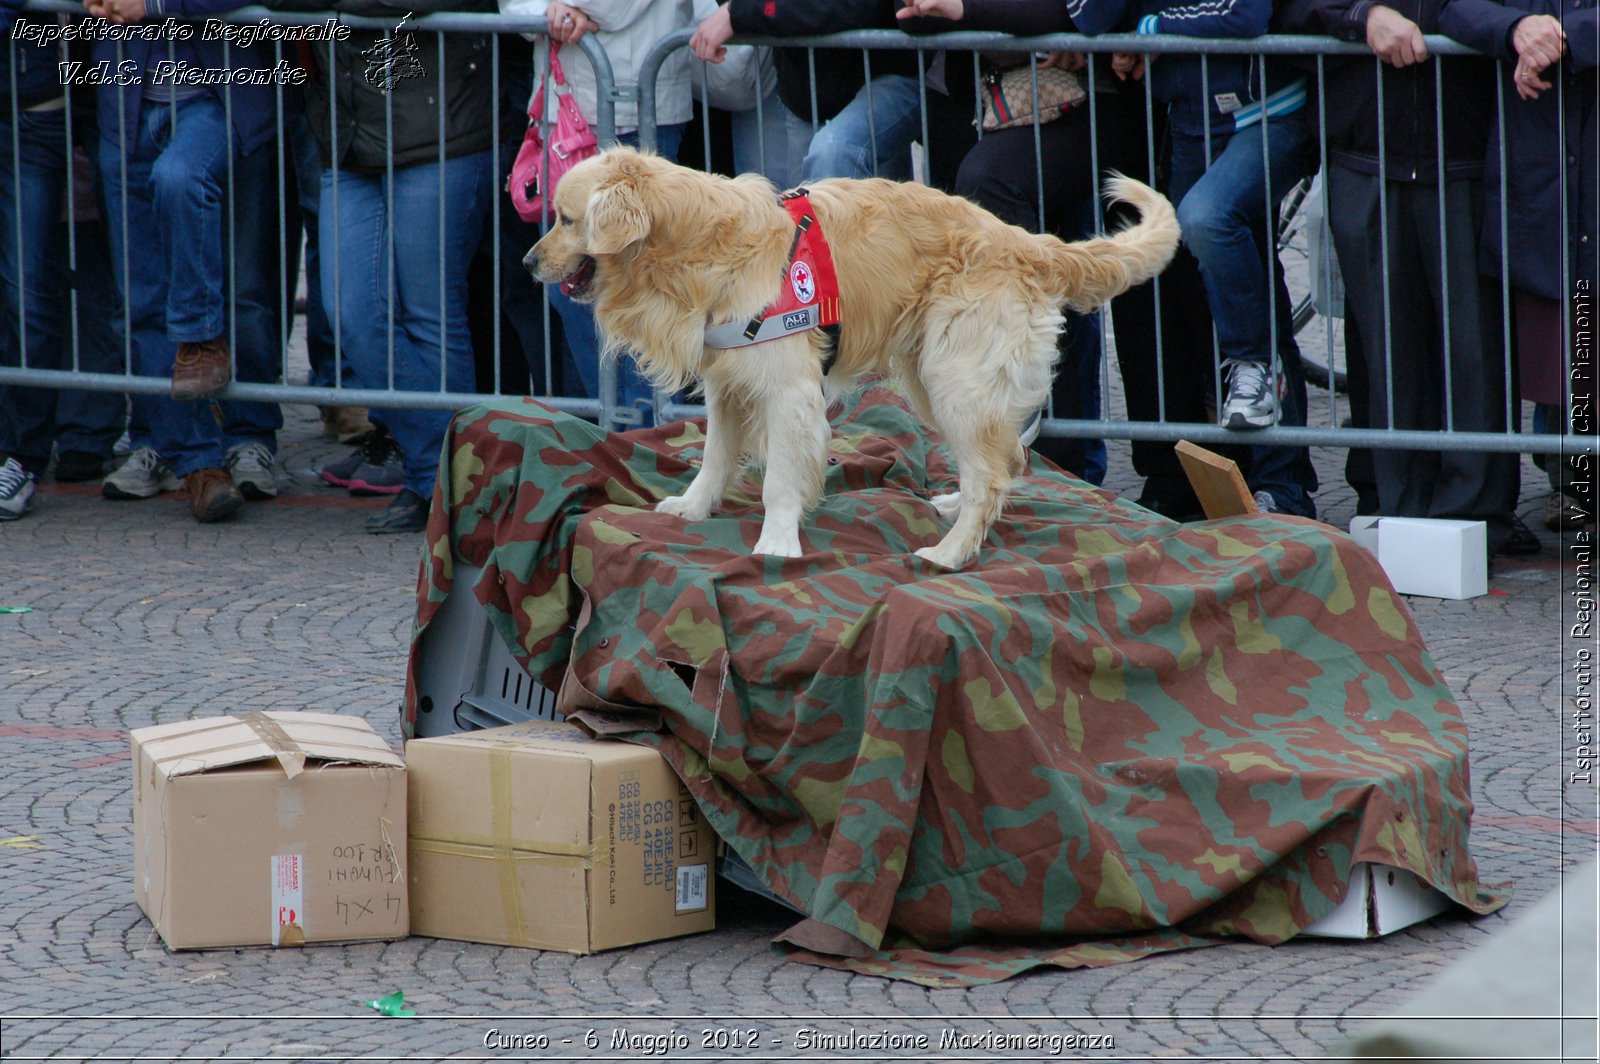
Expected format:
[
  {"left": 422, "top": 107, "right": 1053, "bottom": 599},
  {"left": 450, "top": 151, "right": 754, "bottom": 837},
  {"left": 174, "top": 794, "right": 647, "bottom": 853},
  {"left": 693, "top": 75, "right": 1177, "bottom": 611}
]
[{"left": 522, "top": 247, "right": 539, "bottom": 275}]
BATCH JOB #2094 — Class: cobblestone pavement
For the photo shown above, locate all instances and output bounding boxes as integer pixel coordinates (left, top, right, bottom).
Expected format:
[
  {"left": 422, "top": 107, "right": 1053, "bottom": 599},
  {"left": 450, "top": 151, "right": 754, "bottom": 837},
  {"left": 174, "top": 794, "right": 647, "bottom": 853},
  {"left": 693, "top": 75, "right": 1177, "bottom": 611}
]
[{"left": 1, "top": 392, "right": 1594, "bottom": 1062}]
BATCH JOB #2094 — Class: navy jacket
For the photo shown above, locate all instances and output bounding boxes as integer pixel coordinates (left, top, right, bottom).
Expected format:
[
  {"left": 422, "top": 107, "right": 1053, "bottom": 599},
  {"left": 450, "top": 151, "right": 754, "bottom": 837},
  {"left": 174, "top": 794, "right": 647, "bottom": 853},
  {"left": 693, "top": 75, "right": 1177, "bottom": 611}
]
[
  {"left": 1279, "top": 0, "right": 1496, "bottom": 180},
  {"left": 91, "top": 0, "right": 278, "bottom": 155},
  {"left": 1070, "top": 0, "right": 1307, "bottom": 138},
  {"left": 726, "top": 0, "right": 916, "bottom": 124},
  {"left": 1439, "top": 0, "right": 1598, "bottom": 296}
]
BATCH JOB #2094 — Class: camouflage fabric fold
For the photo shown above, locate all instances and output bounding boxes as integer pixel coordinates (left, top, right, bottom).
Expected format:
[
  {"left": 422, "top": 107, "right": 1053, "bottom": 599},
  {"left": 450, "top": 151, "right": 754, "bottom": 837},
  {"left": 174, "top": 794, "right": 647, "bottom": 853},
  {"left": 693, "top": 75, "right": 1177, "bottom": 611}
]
[{"left": 404, "top": 386, "right": 1506, "bottom": 986}]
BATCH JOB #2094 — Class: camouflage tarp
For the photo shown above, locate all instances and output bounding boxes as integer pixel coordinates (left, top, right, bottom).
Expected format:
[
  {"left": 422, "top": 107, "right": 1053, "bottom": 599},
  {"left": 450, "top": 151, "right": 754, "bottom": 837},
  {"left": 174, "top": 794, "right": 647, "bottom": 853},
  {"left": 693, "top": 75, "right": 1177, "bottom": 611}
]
[{"left": 403, "top": 386, "right": 1506, "bottom": 987}]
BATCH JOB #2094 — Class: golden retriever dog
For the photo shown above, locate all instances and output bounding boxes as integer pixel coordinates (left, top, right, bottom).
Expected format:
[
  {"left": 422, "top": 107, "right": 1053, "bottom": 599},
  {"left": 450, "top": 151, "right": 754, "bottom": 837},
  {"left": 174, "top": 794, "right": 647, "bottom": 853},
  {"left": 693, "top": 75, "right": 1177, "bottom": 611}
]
[{"left": 526, "top": 146, "right": 1180, "bottom": 569}]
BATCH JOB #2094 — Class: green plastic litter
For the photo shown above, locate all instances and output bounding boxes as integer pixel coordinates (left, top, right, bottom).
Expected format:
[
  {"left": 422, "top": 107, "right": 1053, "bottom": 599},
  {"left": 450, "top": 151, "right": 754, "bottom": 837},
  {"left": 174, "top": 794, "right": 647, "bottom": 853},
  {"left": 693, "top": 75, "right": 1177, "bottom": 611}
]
[
  {"left": 361, "top": 991, "right": 415, "bottom": 1017},
  {"left": 0, "top": 606, "right": 32, "bottom": 614}
]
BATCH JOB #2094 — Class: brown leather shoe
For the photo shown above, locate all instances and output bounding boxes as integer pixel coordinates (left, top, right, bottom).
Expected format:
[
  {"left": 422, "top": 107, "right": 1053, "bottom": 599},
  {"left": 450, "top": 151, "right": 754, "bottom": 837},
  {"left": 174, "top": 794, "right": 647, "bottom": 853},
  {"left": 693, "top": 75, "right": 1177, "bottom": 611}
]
[
  {"left": 172, "top": 337, "right": 232, "bottom": 400},
  {"left": 185, "top": 467, "right": 244, "bottom": 523}
]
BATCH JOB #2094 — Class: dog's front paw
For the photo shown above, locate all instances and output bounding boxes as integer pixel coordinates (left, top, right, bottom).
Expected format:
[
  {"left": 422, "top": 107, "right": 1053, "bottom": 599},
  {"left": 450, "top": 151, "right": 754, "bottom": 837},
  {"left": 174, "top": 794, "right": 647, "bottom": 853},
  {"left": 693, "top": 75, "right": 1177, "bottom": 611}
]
[
  {"left": 656, "top": 494, "right": 712, "bottom": 522},
  {"left": 929, "top": 492, "right": 962, "bottom": 521},
  {"left": 751, "top": 530, "right": 802, "bottom": 558}
]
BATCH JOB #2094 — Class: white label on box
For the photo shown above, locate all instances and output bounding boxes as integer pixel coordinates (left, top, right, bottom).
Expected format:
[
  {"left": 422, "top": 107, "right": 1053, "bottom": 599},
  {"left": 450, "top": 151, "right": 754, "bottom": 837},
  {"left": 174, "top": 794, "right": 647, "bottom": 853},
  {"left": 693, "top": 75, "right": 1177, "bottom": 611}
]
[
  {"left": 675, "top": 863, "right": 708, "bottom": 913},
  {"left": 271, "top": 854, "right": 304, "bottom": 945}
]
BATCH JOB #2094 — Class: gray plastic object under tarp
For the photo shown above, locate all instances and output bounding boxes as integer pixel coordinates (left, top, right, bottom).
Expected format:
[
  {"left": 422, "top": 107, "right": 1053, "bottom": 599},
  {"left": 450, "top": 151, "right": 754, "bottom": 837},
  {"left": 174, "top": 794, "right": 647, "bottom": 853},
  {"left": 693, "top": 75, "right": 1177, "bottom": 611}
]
[{"left": 1333, "top": 856, "right": 1598, "bottom": 1063}]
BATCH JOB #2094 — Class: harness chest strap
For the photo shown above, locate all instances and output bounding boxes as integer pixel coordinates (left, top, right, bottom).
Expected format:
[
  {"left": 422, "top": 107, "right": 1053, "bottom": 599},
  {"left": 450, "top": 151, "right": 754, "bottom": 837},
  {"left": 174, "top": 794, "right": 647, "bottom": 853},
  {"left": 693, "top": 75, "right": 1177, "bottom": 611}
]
[{"left": 703, "top": 189, "right": 841, "bottom": 353}]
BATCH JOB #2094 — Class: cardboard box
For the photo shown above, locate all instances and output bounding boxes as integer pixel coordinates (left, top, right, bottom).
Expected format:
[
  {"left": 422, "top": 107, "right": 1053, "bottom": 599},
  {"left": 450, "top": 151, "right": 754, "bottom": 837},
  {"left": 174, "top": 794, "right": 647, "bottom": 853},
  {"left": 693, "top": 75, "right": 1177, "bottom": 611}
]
[
  {"left": 131, "top": 712, "right": 408, "bottom": 951},
  {"left": 1375, "top": 517, "right": 1488, "bottom": 600},
  {"left": 1301, "top": 862, "right": 1453, "bottom": 939},
  {"left": 406, "top": 720, "right": 716, "bottom": 953}
]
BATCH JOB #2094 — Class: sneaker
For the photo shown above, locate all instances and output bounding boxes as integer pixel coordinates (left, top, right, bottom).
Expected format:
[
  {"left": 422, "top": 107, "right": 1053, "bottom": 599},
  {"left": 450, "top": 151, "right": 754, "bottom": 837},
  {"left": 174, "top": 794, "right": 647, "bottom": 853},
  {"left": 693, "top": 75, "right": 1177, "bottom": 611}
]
[
  {"left": 347, "top": 432, "right": 405, "bottom": 497},
  {"left": 54, "top": 450, "right": 109, "bottom": 483},
  {"left": 1496, "top": 513, "right": 1541, "bottom": 557},
  {"left": 0, "top": 457, "right": 36, "bottom": 520},
  {"left": 1220, "top": 359, "right": 1280, "bottom": 430},
  {"left": 172, "top": 336, "right": 232, "bottom": 401},
  {"left": 365, "top": 487, "right": 429, "bottom": 534},
  {"left": 225, "top": 441, "right": 278, "bottom": 501},
  {"left": 102, "top": 447, "right": 182, "bottom": 500},
  {"left": 1252, "top": 490, "right": 1280, "bottom": 514},
  {"left": 185, "top": 467, "right": 244, "bottom": 523}
]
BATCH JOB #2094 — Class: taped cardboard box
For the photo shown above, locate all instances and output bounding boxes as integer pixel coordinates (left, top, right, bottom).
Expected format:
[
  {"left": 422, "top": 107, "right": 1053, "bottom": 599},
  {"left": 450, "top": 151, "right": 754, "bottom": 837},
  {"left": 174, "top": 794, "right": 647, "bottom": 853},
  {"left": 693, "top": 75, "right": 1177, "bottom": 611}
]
[
  {"left": 407, "top": 720, "right": 715, "bottom": 953},
  {"left": 131, "top": 712, "right": 407, "bottom": 951}
]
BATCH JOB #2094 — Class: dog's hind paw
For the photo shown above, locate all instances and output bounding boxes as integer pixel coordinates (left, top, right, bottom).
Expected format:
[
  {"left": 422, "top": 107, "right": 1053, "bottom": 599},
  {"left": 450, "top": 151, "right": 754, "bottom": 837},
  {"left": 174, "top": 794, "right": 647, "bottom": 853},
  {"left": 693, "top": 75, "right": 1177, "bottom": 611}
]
[
  {"left": 929, "top": 492, "right": 962, "bottom": 520},
  {"left": 656, "top": 494, "right": 712, "bottom": 522},
  {"left": 751, "top": 531, "right": 802, "bottom": 558},
  {"left": 914, "top": 543, "right": 970, "bottom": 570}
]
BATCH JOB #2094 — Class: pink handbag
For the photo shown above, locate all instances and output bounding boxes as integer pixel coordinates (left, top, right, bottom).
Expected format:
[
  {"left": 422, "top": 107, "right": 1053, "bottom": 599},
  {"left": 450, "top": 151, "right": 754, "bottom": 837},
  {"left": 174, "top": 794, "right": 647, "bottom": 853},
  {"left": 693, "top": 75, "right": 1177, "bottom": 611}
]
[{"left": 508, "top": 43, "right": 598, "bottom": 224}]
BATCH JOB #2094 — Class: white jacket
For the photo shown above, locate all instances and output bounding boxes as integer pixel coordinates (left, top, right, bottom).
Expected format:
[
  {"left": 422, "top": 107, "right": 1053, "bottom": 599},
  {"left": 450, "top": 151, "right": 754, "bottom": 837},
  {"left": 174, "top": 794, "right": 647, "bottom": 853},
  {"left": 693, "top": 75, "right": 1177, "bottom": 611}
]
[{"left": 501, "top": 0, "right": 698, "bottom": 132}]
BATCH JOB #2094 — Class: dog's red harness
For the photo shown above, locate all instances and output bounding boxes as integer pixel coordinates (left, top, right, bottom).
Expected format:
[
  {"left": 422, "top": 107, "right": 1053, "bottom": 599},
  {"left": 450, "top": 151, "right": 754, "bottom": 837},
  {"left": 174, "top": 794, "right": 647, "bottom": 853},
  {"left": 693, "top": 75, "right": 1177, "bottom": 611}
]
[{"left": 703, "top": 189, "right": 840, "bottom": 350}]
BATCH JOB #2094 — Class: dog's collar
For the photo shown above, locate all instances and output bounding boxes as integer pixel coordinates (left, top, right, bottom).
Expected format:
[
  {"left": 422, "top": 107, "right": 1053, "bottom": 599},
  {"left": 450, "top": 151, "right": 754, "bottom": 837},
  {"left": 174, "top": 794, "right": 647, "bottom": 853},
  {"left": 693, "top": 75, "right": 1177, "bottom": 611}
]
[{"left": 704, "top": 189, "right": 841, "bottom": 356}]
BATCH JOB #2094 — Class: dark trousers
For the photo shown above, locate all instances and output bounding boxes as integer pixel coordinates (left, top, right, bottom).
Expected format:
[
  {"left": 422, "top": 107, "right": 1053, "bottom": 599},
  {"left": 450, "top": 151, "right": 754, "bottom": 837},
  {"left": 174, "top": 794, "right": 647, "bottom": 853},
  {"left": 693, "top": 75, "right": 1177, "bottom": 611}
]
[{"left": 1327, "top": 163, "right": 1519, "bottom": 548}]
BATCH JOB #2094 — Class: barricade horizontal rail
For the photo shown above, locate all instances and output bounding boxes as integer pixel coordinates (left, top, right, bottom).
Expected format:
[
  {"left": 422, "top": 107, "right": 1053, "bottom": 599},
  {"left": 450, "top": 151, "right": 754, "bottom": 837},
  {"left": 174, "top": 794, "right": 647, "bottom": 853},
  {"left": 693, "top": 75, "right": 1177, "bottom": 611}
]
[{"left": 4, "top": 6, "right": 1594, "bottom": 475}]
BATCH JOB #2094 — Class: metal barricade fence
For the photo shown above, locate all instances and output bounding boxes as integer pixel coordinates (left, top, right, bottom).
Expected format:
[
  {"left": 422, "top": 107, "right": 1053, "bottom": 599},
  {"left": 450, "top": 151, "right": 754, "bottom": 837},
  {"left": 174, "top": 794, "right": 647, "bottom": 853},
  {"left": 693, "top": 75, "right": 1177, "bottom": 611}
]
[
  {"left": 3, "top": 9, "right": 1595, "bottom": 472},
  {"left": 641, "top": 26, "right": 1596, "bottom": 466},
  {"left": 2, "top": 2, "right": 623, "bottom": 425}
]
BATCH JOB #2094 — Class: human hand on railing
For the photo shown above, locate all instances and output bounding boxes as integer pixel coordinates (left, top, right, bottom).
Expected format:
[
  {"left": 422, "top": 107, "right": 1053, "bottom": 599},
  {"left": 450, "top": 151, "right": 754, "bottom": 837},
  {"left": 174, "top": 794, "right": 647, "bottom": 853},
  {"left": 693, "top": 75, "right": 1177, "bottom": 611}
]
[
  {"left": 1040, "top": 51, "right": 1086, "bottom": 72},
  {"left": 690, "top": 2, "right": 733, "bottom": 63},
  {"left": 1364, "top": 5, "right": 1427, "bottom": 67},
  {"left": 1111, "top": 52, "right": 1145, "bottom": 81},
  {"left": 895, "top": 0, "right": 964, "bottom": 20},
  {"left": 85, "top": 0, "right": 146, "bottom": 24},
  {"left": 545, "top": 1, "right": 596, "bottom": 44}
]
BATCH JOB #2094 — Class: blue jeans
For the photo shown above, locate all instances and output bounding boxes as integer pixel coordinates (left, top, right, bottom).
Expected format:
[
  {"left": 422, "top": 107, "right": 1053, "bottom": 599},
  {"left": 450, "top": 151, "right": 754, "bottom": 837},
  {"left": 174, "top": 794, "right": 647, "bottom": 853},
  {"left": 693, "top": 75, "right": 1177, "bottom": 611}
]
[
  {"left": 99, "top": 95, "right": 281, "bottom": 476},
  {"left": 549, "top": 124, "right": 683, "bottom": 427},
  {"left": 0, "top": 109, "right": 126, "bottom": 474},
  {"left": 320, "top": 150, "right": 494, "bottom": 495},
  {"left": 1168, "top": 115, "right": 1318, "bottom": 516},
  {"left": 798, "top": 73, "right": 922, "bottom": 182}
]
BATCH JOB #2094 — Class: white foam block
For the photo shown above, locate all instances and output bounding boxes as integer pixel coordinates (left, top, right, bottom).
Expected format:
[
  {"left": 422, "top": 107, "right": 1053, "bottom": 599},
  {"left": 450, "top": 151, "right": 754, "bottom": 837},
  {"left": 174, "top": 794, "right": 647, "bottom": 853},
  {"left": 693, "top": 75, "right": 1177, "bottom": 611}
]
[
  {"left": 1376, "top": 517, "right": 1488, "bottom": 600},
  {"left": 1348, "top": 515, "right": 1381, "bottom": 555}
]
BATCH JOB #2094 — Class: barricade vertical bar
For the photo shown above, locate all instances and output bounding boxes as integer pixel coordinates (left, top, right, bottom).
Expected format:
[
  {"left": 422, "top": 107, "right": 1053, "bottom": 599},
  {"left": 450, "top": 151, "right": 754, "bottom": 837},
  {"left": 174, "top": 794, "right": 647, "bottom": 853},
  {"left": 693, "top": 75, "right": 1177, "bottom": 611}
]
[
  {"left": 1087, "top": 60, "right": 1112, "bottom": 438},
  {"left": 437, "top": 30, "right": 447, "bottom": 394},
  {"left": 1375, "top": 56, "right": 1396, "bottom": 438},
  {"left": 1555, "top": 60, "right": 1570, "bottom": 458},
  {"left": 328, "top": 35, "right": 343, "bottom": 400},
  {"left": 275, "top": 41, "right": 290, "bottom": 393},
  {"left": 383, "top": 25, "right": 396, "bottom": 392},
  {"left": 1316, "top": 55, "right": 1337, "bottom": 428},
  {"left": 1494, "top": 73, "right": 1513, "bottom": 446},
  {"left": 1029, "top": 56, "right": 1045, "bottom": 233},
  {"left": 1202, "top": 52, "right": 1217, "bottom": 422},
  {"left": 7, "top": 40, "right": 25, "bottom": 370},
  {"left": 491, "top": 31, "right": 502, "bottom": 396},
  {"left": 64, "top": 54, "right": 80, "bottom": 373},
  {"left": 1434, "top": 56, "right": 1453, "bottom": 432},
  {"left": 1260, "top": 55, "right": 1280, "bottom": 425},
  {"left": 861, "top": 49, "right": 878, "bottom": 177},
  {"left": 1145, "top": 54, "right": 1165, "bottom": 426},
  {"left": 224, "top": 43, "right": 237, "bottom": 380},
  {"left": 117, "top": 39, "right": 133, "bottom": 380}
]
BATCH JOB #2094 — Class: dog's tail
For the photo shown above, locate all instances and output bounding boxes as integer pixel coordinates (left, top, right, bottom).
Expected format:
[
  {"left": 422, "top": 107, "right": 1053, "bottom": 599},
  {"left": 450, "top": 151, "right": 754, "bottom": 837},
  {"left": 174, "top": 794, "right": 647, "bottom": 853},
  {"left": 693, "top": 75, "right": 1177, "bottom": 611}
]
[{"left": 1041, "top": 173, "right": 1181, "bottom": 314}]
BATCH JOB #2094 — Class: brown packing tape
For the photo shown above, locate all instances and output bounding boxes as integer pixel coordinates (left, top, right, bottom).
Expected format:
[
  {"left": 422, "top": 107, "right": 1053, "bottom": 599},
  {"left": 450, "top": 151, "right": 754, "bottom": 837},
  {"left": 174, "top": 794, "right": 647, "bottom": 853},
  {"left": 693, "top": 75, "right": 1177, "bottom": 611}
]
[
  {"left": 490, "top": 747, "right": 528, "bottom": 947},
  {"left": 408, "top": 838, "right": 596, "bottom": 866},
  {"left": 239, "top": 711, "right": 307, "bottom": 779}
]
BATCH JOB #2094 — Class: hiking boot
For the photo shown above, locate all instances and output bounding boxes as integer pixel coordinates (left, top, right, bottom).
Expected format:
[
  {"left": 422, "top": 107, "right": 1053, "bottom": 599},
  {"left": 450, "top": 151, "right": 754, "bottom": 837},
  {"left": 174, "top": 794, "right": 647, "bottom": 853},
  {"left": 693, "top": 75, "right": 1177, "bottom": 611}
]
[
  {"left": 54, "top": 450, "right": 109, "bottom": 483},
  {"left": 102, "top": 447, "right": 182, "bottom": 500},
  {"left": 320, "top": 405, "right": 375, "bottom": 444},
  {"left": 171, "top": 336, "right": 232, "bottom": 400},
  {"left": 348, "top": 431, "right": 405, "bottom": 496},
  {"left": 185, "top": 467, "right": 244, "bottom": 523},
  {"left": 1544, "top": 492, "right": 1595, "bottom": 532},
  {"left": 1220, "top": 358, "right": 1280, "bottom": 430},
  {"left": 365, "top": 487, "right": 429, "bottom": 534},
  {"left": 0, "top": 457, "right": 36, "bottom": 520},
  {"left": 225, "top": 441, "right": 278, "bottom": 501}
]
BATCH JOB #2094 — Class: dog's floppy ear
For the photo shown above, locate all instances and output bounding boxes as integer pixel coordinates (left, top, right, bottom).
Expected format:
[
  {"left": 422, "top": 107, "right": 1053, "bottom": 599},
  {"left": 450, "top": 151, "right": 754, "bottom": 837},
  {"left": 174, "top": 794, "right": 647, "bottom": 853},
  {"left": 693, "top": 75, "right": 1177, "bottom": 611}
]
[{"left": 585, "top": 170, "right": 651, "bottom": 255}]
